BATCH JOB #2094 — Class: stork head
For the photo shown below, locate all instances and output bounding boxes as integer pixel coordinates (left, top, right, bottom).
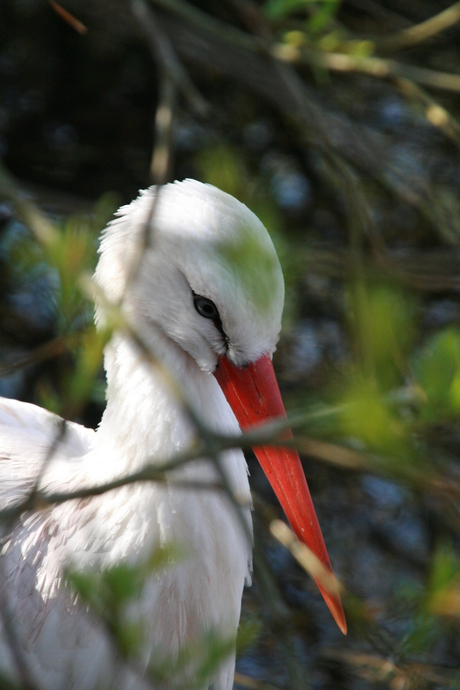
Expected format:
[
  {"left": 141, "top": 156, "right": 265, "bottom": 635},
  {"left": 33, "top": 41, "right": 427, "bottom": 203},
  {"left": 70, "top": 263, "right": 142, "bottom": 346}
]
[
  {"left": 94, "top": 179, "right": 346, "bottom": 634},
  {"left": 95, "top": 180, "right": 284, "bottom": 371}
]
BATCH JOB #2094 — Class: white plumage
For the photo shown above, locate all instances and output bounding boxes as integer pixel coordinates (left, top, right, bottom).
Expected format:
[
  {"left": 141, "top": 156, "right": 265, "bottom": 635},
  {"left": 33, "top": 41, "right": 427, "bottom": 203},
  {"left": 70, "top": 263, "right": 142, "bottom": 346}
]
[
  {"left": 0, "top": 180, "right": 345, "bottom": 690},
  {"left": 0, "top": 181, "right": 284, "bottom": 689}
]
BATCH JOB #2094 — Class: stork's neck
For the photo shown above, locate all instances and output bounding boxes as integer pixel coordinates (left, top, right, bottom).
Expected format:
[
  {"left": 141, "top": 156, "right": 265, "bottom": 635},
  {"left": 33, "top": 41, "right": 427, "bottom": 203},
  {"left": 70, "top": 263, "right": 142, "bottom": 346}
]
[{"left": 94, "top": 331, "right": 238, "bottom": 478}]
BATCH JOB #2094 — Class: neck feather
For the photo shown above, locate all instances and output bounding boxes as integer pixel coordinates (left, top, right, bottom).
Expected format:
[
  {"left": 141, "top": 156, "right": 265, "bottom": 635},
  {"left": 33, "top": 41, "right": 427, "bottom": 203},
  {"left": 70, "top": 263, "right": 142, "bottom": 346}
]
[{"left": 94, "top": 332, "right": 240, "bottom": 477}]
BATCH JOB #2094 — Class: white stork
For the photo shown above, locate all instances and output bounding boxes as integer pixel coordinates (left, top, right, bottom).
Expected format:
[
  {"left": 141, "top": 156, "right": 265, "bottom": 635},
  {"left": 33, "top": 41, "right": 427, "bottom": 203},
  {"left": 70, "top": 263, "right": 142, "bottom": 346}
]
[{"left": 0, "top": 180, "right": 345, "bottom": 690}]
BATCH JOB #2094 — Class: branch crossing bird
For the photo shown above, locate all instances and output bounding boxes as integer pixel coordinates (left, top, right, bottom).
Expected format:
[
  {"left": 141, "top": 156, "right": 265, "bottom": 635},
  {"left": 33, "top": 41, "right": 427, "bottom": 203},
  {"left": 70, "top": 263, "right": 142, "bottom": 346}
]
[{"left": 0, "top": 180, "right": 346, "bottom": 690}]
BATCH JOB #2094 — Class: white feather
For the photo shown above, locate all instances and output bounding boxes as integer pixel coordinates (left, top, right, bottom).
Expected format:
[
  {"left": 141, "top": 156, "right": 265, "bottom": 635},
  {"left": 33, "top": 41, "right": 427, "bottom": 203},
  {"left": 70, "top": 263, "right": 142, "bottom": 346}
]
[{"left": 0, "top": 181, "right": 285, "bottom": 689}]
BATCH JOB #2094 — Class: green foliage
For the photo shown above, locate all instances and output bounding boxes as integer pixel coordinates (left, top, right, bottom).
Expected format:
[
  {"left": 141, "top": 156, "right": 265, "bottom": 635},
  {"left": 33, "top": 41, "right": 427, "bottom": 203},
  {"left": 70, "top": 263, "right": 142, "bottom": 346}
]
[
  {"left": 218, "top": 230, "right": 281, "bottom": 315},
  {"left": 265, "top": 0, "right": 344, "bottom": 56},
  {"left": 3, "top": 195, "right": 117, "bottom": 418},
  {"left": 68, "top": 543, "right": 182, "bottom": 660},
  {"left": 47, "top": 194, "right": 117, "bottom": 334},
  {"left": 264, "top": 0, "right": 341, "bottom": 30},
  {"left": 69, "top": 542, "right": 239, "bottom": 688},
  {"left": 307, "top": 0, "right": 341, "bottom": 34},
  {"left": 236, "top": 614, "right": 263, "bottom": 652},
  {"left": 0, "top": 672, "right": 22, "bottom": 690},
  {"left": 196, "top": 144, "right": 296, "bottom": 323},
  {"left": 146, "top": 630, "right": 236, "bottom": 690},
  {"left": 292, "top": 277, "right": 460, "bottom": 496},
  {"left": 60, "top": 324, "right": 112, "bottom": 418},
  {"left": 413, "top": 328, "right": 460, "bottom": 422},
  {"left": 195, "top": 144, "right": 282, "bottom": 238},
  {"left": 401, "top": 611, "right": 442, "bottom": 657},
  {"left": 393, "top": 544, "right": 460, "bottom": 657},
  {"left": 322, "top": 281, "right": 416, "bottom": 462},
  {"left": 196, "top": 145, "right": 248, "bottom": 201},
  {"left": 347, "top": 280, "right": 417, "bottom": 389},
  {"left": 6, "top": 195, "right": 116, "bottom": 335},
  {"left": 265, "top": 0, "right": 312, "bottom": 19},
  {"left": 339, "top": 376, "right": 408, "bottom": 455},
  {"left": 425, "top": 543, "right": 460, "bottom": 619},
  {"left": 290, "top": 273, "right": 460, "bottom": 681},
  {"left": 69, "top": 564, "right": 144, "bottom": 658}
]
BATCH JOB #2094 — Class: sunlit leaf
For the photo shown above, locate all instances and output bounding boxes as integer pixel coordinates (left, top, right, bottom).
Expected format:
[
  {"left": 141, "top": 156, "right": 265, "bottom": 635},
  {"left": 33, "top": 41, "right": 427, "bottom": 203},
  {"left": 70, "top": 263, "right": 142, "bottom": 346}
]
[
  {"left": 196, "top": 145, "right": 247, "bottom": 200},
  {"left": 114, "top": 620, "right": 144, "bottom": 658},
  {"left": 103, "top": 563, "right": 143, "bottom": 604},
  {"left": 402, "top": 612, "right": 441, "bottom": 655},
  {"left": 307, "top": 0, "right": 341, "bottom": 34},
  {"left": 425, "top": 543, "right": 460, "bottom": 618},
  {"left": 145, "top": 542, "right": 184, "bottom": 572},
  {"left": 348, "top": 281, "right": 416, "bottom": 390},
  {"left": 340, "top": 377, "right": 407, "bottom": 453},
  {"left": 345, "top": 39, "right": 375, "bottom": 57},
  {"left": 264, "top": 0, "right": 313, "bottom": 20},
  {"left": 413, "top": 328, "right": 460, "bottom": 421},
  {"left": 236, "top": 615, "right": 263, "bottom": 653},
  {"left": 62, "top": 324, "right": 111, "bottom": 418}
]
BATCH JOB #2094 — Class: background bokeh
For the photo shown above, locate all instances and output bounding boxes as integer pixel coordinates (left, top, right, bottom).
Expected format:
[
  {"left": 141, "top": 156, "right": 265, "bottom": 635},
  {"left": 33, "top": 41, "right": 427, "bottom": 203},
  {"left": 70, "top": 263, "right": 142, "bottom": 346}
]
[{"left": 1, "top": 1, "right": 460, "bottom": 688}]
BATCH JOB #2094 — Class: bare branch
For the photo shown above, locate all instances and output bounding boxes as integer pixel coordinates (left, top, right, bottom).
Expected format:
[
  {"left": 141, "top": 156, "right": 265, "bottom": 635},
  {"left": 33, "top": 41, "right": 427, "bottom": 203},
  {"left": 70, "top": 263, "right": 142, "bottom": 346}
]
[
  {"left": 270, "top": 519, "right": 344, "bottom": 598},
  {"left": 148, "top": 0, "right": 459, "bottom": 241},
  {"left": 150, "top": 75, "right": 177, "bottom": 183},
  {"left": 376, "top": 1, "right": 460, "bottom": 53},
  {"left": 133, "top": 0, "right": 209, "bottom": 117}
]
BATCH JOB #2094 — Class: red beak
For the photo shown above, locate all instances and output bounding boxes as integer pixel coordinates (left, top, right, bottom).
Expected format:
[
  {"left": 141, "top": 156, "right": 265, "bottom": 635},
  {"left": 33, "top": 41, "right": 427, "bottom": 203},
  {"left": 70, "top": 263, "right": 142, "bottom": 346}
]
[{"left": 214, "top": 354, "right": 347, "bottom": 635}]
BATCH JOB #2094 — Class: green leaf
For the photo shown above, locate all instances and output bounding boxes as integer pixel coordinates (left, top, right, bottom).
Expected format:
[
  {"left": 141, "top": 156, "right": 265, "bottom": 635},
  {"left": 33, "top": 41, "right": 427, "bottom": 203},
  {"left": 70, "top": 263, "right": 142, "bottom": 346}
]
[
  {"left": 340, "top": 378, "right": 407, "bottom": 454},
  {"left": 67, "top": 570, "right": 103, "bottom": 611},
  {"left": 236, "top": 615, "right": 263, "bottom": 652},
  {"left": 113, "top": 619, "right": 144, "bottom": 658},
  {"left": 307, "top": 0, "right": 341, "bottom": 34},
  {"left": 62, "top": 325, "right": 111, "bottom": 418},
  {"left": 195, "top": 145, "right": 247, "bottom": 200},
  {"left": 103, "top": 563, "right": 143, "bottom": 605},
  {"left": 348, "top": 281, "right": 417, "bottom": 390},
  {"left": 414, "top": 328, "right": 460, "bottom": 421},
  {"left": 264, "top": 0, "right": 313, "bottom": 20},
  {"left": 402, "top": 612, "right": 441, "bottom": 655},
  {"left": 425, "top": 543, "right": 460, "bottom": 618}
]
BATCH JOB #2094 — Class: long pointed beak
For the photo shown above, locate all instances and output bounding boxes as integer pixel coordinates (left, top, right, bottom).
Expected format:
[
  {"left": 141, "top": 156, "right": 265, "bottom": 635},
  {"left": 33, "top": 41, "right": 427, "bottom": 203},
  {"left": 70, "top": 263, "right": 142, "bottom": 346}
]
[{"left": 214, "top": 353, "right": 347, "bottom": 635}]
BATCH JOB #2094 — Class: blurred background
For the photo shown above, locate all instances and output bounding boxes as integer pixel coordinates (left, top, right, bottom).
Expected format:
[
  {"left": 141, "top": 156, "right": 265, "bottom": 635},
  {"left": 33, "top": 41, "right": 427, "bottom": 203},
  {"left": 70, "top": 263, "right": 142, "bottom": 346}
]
[{"left": 1, "top": 0, "right": 460, "bottom": 688}]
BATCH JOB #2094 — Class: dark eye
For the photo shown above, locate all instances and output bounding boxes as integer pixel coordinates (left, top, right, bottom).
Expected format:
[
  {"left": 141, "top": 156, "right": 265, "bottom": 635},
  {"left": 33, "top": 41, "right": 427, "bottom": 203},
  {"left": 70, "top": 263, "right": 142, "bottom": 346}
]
[
  {"left": 192, "top": 291, "right": 227, "bottom": 341},
  {"left": 193, "top": 295, "right": 219, "bottom": 320}
]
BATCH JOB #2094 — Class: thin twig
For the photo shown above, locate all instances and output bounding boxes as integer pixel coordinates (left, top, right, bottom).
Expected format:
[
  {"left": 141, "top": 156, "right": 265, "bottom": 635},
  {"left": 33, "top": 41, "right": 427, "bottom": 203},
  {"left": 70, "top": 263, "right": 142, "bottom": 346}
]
[
  {"left": 395, "top": 78, "right": 460, "bottom": 151},
  {"left": 133, "top": 0, "right": 208, "bottom": 116},
  {"left": 346, "top": 0, "right": 411, "bottom": 31},
  {"left": 376, "top": 1, "right": 460, "bottom": 53},
  {"left": 150, "top": 74, "right": 176, "bottom": 183},
  {"left": 0, "top": 335, "right": 77, "bottom": 377},
  {"left": 296, "top": 435, "right": 460, "bottom": 500},
  {"left": 149, "top": 0, "right": 460, "bottom": 241},
  {"left": 151, "top": 0, "right": 257, "bottom": 52},
  {"left": 272, "top": 45, "right": 460, "bottom": 94},
  {"left": 322, "top": 649, "right": 460, "bottom": 687},
  {"left": 233, "top": 671, "right": 279, "bottom": 689},
  {"left": 47, "top": 0, "right": 87, "bottom": 35},
  {"left": 0, "top": 413, "right": 300, "bottom": 524},
  {"left": 270, "top": 519, "right": 344, "bottom": 597}
]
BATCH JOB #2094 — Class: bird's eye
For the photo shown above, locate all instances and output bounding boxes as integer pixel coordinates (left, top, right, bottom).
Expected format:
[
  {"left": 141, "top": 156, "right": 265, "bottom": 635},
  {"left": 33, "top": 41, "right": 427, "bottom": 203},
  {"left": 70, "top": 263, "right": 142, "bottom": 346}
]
[{"left": 193, "top": 295, "right": 219, "bottom": 320}]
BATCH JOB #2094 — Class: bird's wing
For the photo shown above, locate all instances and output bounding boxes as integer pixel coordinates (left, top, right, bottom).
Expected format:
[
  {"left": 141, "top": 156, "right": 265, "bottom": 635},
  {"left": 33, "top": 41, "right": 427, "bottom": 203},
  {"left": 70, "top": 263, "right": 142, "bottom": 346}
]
[{"left": 0, "top": 397, "right": 95, "bottom": 508}]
